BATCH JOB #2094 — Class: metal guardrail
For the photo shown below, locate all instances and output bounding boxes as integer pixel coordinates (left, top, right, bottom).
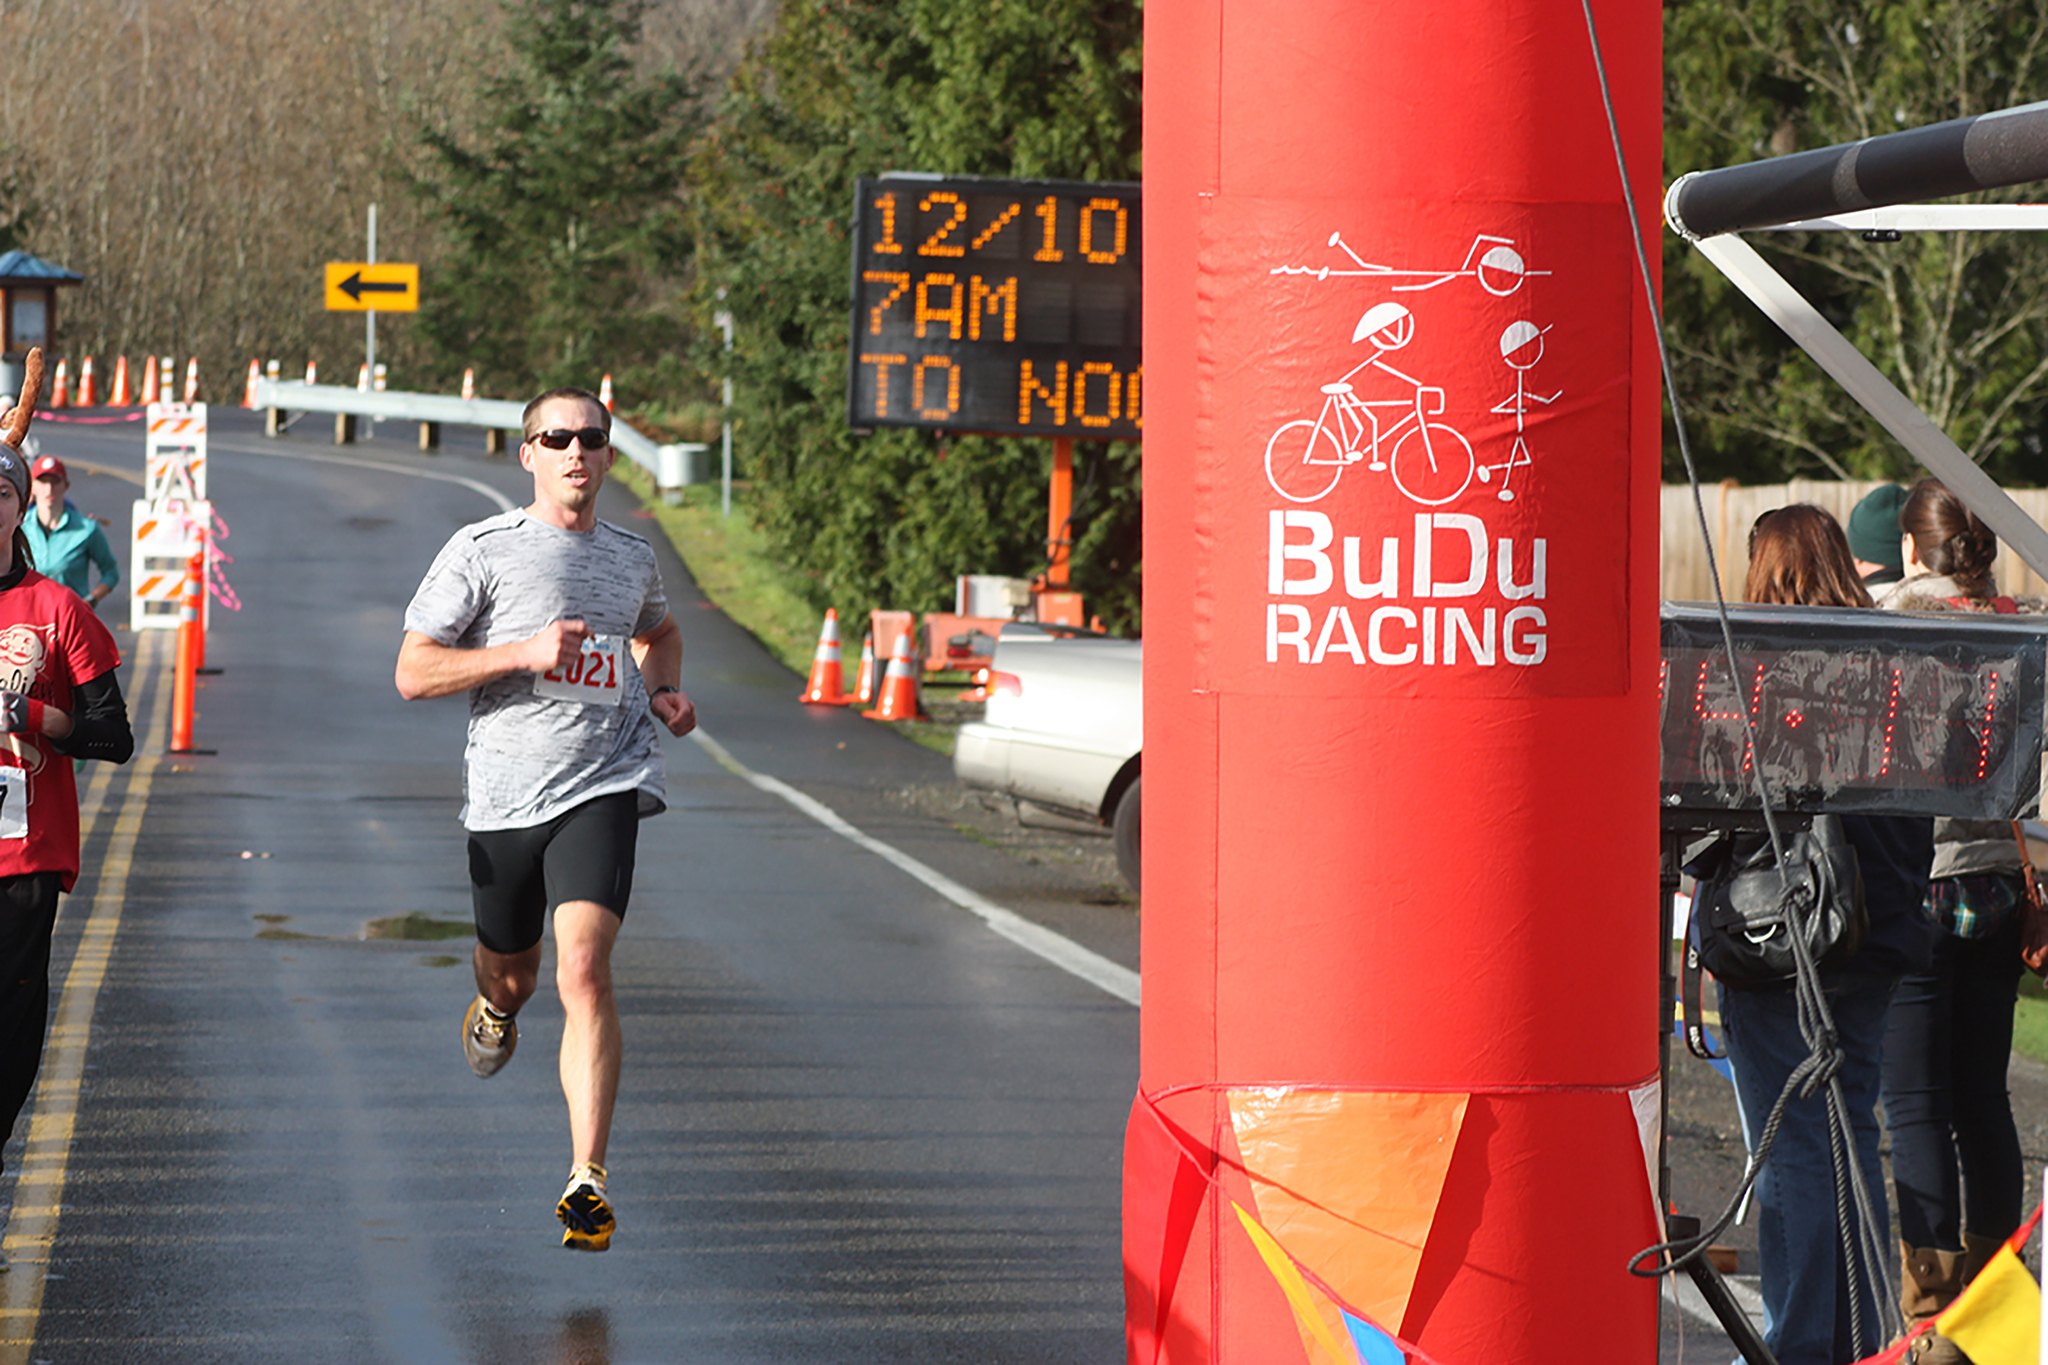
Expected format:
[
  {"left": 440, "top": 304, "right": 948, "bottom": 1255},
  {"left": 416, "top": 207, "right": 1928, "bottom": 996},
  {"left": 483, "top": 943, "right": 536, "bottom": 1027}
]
[{"left": 253, "top": 379, "right": 710, "bottom": 487}]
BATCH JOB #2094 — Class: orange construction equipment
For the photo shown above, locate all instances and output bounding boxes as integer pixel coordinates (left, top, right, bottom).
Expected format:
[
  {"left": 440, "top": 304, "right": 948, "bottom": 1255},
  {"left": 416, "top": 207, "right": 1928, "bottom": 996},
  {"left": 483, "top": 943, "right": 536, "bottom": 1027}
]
[
  {"left": 169, "top": 551, "right": 202, "bottom": 752},
  {"left": 598, "top": 374, "right": 615, "bottom": 411},
  {"left": 852, "top": 630, "right": 878, "bottom": 706},
  {"left": 798, "top": 608, "right": 851, "bottom": 705},
  {"left": 183, "top": 357, "right": 200, "bottom": 403},
  {"left": 76, "top": 356, "right": 96, "bottom": 407},
  {"left": 461, "top": 368, "right": 476, "bottom": 401},
  {"left": 862, "top": 632, "right": 924, "bottom": 722},
  {"left": 109, "top": 355, "right": 131, "bottom": 405},
  {"left": 242, "top": 359, "right": 260, "bottom": 408},
  {"left": 140, "top": 355, "right": 158, "bottom": 406},
  {"left": 48, "top": 360, "right": 68, "bottom": 408}
]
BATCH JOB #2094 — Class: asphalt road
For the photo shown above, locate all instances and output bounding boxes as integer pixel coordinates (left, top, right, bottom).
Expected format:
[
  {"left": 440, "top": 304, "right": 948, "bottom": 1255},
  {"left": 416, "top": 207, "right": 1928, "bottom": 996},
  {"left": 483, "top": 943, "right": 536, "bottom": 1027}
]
[{"left": 0, "top": 407, "right": 1137, "bottom": 1363}]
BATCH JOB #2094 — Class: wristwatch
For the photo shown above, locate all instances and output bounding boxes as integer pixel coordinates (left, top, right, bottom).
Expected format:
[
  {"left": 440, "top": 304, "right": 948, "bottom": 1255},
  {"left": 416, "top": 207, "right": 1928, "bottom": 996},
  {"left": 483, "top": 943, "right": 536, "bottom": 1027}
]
[{"left": 651, "top": 685, "right": 680, "bottom": 697}]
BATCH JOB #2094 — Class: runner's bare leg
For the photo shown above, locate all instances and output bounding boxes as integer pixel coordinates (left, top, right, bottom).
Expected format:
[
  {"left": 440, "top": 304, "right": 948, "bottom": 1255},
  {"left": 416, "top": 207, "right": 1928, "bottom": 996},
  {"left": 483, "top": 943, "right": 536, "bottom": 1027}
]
[
  {"left": 474, "top": 942, "right": 541, "bottom": 1016},
  {"left": 553, "top": 900, "right": 622, "bottom": 1167}
]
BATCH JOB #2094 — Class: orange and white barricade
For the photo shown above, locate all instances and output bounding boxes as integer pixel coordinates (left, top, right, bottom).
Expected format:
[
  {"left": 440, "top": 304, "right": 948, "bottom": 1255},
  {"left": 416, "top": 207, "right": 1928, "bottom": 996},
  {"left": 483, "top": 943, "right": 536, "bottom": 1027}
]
[
  {"left": 129, "top": 500, "right": 210, "bottom": 634},
  {"left": 145, "top": 402, "right": 209, "bottom": 502}
]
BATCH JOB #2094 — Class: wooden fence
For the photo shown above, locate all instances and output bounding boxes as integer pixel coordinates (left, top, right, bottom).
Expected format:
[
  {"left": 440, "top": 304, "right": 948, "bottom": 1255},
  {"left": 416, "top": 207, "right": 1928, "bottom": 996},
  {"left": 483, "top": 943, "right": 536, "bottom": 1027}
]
[{"left": 1660, "top": 480, "right": 2048, "bottom": 602}]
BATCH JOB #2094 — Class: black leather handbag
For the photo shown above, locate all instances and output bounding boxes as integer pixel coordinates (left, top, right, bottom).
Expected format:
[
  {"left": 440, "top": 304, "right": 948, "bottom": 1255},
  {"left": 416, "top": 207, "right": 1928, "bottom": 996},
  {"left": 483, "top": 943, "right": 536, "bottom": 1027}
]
[
  {"left": 1681, "top": 816, "right": 1867, "bottom": 1060},
  {"left": 1691, "top": 815, "right": 1866, "bottom": 989}
]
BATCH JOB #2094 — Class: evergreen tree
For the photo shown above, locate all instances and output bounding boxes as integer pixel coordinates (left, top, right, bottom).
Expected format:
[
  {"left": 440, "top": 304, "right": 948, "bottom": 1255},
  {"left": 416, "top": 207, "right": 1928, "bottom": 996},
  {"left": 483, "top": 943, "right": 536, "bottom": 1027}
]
[
  {"left": 692, "top": 0, "right": 1144, "bottom": 632},
  {"left": 409, "top": 0, "right": 701, "bottom": 395},
  {"left": 1664, "top": 1, "right": 2048, "bottom": 485}
]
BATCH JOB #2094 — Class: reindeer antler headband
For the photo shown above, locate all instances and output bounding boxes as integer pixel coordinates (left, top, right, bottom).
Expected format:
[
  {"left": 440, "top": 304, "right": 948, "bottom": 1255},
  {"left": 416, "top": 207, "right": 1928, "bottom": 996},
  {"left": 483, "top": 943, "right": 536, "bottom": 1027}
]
[{"left": 0, "top": 347, "right": 44, "bottom": 450}]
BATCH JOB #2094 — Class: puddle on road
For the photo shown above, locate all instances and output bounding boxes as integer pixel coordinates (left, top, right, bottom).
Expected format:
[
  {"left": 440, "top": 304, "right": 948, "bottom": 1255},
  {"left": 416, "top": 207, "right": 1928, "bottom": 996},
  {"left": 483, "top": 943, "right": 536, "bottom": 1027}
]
[
  {"left": 251, "top": 913, "right": 473, "bottom": 949},
  {"left": 363, "top": 913, "right": 472, "bottom": 941}
]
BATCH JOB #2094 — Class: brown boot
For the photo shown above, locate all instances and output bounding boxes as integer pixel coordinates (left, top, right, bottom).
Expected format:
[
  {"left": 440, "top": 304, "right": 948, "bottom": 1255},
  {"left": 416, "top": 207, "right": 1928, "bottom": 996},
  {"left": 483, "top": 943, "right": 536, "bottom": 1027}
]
[
  {"left": 1962, "top": 1231, "right": 2004, "bottom": 1285},
  {"left": 1901, "top": 1243, "right": 1968, "bottom": 1365}
]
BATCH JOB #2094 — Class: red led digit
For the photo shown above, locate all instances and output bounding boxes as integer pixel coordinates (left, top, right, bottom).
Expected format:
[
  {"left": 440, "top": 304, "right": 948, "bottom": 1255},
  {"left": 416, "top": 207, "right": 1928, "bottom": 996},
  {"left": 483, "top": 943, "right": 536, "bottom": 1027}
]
[
  {"left": 1879, "top": 667, "right": 1902, "bottom": 777},
  {"left": 1692, "top": 659, "right": 1756, "bottom": 772},
  {"left": 1976, "top": 670, "right": 2001, "bottom": 780}
]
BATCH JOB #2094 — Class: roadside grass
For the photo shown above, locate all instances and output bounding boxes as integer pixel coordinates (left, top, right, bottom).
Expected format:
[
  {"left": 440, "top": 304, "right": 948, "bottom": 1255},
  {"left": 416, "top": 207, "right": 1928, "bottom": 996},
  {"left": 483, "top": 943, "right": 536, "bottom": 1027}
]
[
  {"left": 610, "top": 461, "right": 970, "bottom": 756},
  {"left": 2016, "top": 974, "right": 2048, "bottom": 1065}
]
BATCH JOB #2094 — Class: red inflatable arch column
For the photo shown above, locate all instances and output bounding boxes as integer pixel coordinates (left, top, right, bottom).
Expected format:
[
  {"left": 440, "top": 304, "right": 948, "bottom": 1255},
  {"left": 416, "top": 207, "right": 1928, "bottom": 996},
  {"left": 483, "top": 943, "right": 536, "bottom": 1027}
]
[{"left": 1127, "top": 3, "right": 1665, "bottom": 1361}]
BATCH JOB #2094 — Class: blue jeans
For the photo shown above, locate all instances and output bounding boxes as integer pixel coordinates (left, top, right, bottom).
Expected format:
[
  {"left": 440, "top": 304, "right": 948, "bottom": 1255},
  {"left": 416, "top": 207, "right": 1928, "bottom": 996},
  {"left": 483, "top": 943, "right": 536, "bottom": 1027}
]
[
  {"left": 1881, "top": 910, "right": 2025, "bottom": 1249},
  {"left": 1721, "top": 973, "right": 1896, "bottom": 1365}
]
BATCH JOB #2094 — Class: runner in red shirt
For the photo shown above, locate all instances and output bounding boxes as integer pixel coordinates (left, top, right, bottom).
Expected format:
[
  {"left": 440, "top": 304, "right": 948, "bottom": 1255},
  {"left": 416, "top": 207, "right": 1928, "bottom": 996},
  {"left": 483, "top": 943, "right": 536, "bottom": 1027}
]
[{"left": 0, "top": 361, "right": 134, "bottom": 1266}]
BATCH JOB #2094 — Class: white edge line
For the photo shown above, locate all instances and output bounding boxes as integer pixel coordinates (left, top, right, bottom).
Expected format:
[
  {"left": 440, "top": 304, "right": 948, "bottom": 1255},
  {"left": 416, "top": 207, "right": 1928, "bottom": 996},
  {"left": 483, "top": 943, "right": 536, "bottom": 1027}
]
[{"left": 689, "top": 728, "right": 1140, "bottom": 1007}]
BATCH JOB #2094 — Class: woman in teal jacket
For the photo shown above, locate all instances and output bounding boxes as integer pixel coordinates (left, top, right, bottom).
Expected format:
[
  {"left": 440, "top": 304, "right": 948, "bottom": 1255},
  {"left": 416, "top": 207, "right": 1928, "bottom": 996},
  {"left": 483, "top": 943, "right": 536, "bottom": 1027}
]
[{"left": 23, "top": 452, "right": 119, "bottom": 609}]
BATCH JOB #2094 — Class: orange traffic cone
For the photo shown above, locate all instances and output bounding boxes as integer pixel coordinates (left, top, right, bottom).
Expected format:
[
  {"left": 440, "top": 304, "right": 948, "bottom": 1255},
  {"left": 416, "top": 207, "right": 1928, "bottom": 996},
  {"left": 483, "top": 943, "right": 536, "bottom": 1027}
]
[
  {"left": 863, "top": 632, "right": 924, "bottom": 721},
  {"left": 242, "top": 359, "right": 260, "bottom": 408},
  {"left": 798, "top": 609, "right": 852, "bottom": 705},
  {"left": 159, "top": 355, "right": 174, "bottom": 403},
  {"left": 373, "top": 363, "right": 387, "bottom": 392},
  {"left": 461, "top": 368, "right": 476, "bottom": 401},
  {"left": 109, "top": 355, "right": 130, "bottom": 405},
  {"left": 852, "top": 630, "right": 878, "bottom": 706},
  {"left": 141, "top": 354, "right": 158, "bottom": 404},
  {"left": 76, "top": 356, "right": 96, "bottom": 407},
  {"left": 49, "top": 360, "right": 68, "bottom": 408},
  {"left": 182, "top": 357, "right": 200, "bottom": 403},
  {"left": 598, "top": 373, "right": 615, "bottom": 411},
  {"left": 356, "top": 363, "right": 370, "bottom": 392},
  {"left": 304, "top": 359, "right": 318, "bottom": 385}
]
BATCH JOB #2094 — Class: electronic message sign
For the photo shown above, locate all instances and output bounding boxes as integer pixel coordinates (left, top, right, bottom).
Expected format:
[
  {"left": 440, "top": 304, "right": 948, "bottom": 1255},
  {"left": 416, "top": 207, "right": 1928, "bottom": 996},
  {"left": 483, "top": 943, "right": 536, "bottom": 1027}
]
[
  {"left": 1660, "top": 604, "right": 2048, "bottom": 819},
  {"left": 846, "top": 175, "right": 1142, "bottom": 438}
]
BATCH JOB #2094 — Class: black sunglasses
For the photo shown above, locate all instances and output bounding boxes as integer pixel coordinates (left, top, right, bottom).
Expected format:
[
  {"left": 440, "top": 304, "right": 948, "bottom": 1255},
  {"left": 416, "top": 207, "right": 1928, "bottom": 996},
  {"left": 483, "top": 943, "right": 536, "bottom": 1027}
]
[{"left": 528, "top": 427, "right": 610, "bottom": 450}]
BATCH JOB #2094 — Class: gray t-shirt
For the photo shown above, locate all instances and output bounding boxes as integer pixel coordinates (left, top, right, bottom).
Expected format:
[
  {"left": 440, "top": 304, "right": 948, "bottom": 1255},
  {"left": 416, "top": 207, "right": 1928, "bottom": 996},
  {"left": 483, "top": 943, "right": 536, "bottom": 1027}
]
[{"left": 404, "top": 509, "right": 671, "bottom": 831}]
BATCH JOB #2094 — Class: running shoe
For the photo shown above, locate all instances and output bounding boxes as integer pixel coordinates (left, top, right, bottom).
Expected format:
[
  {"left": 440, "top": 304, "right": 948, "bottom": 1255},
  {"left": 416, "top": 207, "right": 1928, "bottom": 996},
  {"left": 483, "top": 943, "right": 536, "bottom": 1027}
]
[
  {"left": 462, "top": 997, "right": 517, "bottom": 1078},
  {"left": 557, "top": 1164, "right": 614, "bottom": 1252}
]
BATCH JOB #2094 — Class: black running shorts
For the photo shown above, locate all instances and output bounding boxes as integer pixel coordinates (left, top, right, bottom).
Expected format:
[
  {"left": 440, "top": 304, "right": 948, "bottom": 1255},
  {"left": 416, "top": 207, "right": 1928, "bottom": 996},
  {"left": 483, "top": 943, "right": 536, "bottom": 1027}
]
[{"left": 466, "top": 791, "right": 640, "bottom": 954}]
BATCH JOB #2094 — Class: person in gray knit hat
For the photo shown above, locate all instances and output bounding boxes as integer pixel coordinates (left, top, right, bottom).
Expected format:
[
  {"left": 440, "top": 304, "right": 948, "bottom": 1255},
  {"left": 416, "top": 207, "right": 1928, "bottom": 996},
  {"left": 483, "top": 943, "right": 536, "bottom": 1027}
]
[{"left": 1847, "top": 483, "right": 1909, "bottom": 588}]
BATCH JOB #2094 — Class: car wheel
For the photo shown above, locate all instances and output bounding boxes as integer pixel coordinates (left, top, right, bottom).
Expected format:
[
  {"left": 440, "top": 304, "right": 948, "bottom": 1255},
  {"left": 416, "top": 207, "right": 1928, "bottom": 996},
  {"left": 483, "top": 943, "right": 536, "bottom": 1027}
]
[{"left": 1113, "top": 776, "right": 1141, "bottom": 894}]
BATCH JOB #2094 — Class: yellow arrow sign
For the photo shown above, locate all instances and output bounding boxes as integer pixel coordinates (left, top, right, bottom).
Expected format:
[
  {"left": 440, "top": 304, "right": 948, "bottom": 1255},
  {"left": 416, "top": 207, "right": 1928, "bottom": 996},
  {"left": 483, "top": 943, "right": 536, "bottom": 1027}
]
[{"left": 324, "top": 262, "right": 419, "bottom": 313}]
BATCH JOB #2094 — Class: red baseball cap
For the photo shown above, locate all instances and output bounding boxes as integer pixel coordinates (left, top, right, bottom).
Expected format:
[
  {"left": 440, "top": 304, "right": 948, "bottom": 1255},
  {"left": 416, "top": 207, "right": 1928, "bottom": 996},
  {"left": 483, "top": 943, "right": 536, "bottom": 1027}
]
[{"left": 29, "top": 456, "right": 64, "bottom": 482}]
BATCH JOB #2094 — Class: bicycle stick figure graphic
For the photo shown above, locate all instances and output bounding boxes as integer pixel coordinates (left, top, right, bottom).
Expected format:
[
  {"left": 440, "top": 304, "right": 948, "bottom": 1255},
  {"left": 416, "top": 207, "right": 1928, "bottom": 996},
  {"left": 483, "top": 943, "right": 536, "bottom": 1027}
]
[
  {"left": 1482, "top": 320, "right": 1560, "bottom": 503},
  {"left": 1263, "top": 301, "right": 1477, "bottom": 506},
  {"left": 1264, "top": 231, "right": 1553, "bottom": 506}
]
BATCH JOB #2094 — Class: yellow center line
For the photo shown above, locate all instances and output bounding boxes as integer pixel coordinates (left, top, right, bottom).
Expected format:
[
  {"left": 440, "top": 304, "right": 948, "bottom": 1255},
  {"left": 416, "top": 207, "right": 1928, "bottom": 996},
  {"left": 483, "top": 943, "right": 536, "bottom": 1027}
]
[{"left": 0, "top": 631, "right": 172, "bottom": 1352}]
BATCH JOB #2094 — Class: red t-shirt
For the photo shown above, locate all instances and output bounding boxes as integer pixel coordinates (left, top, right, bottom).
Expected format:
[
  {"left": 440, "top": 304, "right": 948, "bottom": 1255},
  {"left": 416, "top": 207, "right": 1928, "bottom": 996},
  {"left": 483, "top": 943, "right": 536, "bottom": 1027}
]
[{"left": 0, "top": 572, "right": 123, "bottom": 890}]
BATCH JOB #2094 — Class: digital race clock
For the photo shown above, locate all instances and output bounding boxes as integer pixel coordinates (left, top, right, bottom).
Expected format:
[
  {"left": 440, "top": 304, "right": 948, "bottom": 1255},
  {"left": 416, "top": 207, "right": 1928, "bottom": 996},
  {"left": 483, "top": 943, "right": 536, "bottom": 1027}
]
[
  {"left": 1660, "top": 604, "right": 2048, "bottom": 819},
  {"left": 846, "top": 174, "right": 1142, "bottom": 438}
]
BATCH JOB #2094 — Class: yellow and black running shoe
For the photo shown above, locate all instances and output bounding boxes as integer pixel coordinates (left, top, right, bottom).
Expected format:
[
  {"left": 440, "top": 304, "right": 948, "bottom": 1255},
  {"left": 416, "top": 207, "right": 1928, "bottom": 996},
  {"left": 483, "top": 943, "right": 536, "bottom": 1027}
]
[{"left": 557, "top": 1164, "right": 614, "bottom": 1252}]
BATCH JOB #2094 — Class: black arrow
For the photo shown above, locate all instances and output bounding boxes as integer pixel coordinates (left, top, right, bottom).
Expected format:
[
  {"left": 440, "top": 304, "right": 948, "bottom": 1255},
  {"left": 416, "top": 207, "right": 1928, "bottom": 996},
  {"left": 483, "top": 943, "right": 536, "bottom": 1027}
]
[{"left": 340, "top": 271, "right": 409, "bottom": 303}]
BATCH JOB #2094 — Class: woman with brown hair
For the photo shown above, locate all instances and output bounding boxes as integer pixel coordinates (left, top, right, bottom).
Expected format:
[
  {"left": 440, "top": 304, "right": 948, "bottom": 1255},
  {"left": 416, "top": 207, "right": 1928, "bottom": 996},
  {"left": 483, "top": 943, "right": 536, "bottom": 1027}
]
[
  {"left": 1724, "top": 504, "right": 1937, "bottom": 1364},
  {"left": 1878, "top": 477, "right": 2035, "bottom": 1362}
]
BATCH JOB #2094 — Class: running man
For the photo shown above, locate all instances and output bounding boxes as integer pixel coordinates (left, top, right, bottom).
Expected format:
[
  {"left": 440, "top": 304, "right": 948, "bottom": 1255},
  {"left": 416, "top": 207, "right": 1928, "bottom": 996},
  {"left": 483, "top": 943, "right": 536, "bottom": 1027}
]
[{"left": 394, "top": 386, "right": 696, "bottom": 1251}]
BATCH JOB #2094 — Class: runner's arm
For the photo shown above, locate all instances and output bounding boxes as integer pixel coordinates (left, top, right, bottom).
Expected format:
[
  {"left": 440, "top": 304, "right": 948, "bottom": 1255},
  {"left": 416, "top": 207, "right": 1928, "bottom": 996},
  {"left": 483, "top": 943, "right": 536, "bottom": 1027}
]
[
  {"left": 631, "top": 615, "right": 696, "bottom": 736},
  {"left": 87, "top": 525, "right": 120, "bottom": 599},
  {"left": 44, "top": 669, "right": 134, "bottom": 763},
  {"left": 629, "top": 614, "right": 681, "bottom": 691},
  {"left": 395, "top": 620, "right": 590, "bottom": 701}
]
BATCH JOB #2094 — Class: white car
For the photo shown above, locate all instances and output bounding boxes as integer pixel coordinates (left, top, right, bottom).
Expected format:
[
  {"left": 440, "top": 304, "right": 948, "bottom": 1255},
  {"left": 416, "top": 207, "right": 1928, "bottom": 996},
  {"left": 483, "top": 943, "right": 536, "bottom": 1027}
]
[{"left": 952, "top": 624, "right": 1143, "bottom": 890}]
